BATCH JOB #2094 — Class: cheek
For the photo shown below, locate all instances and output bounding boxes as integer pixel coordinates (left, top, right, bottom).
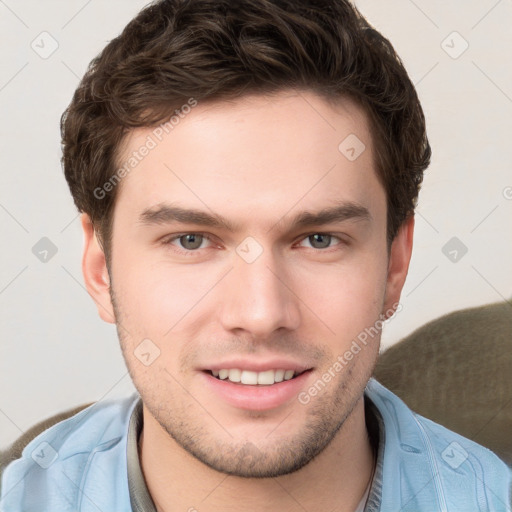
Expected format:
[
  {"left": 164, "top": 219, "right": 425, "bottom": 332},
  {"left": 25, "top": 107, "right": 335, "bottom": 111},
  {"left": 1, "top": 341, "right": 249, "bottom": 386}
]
[
  {"left": 297, "top": 253, "right": 388, "bottom": 336},
  {"left": 123, "top": 272, "right": 190, "bottom": 324},
  {"left": 112, "top": 252, "right": 222, "bottom": 342}
]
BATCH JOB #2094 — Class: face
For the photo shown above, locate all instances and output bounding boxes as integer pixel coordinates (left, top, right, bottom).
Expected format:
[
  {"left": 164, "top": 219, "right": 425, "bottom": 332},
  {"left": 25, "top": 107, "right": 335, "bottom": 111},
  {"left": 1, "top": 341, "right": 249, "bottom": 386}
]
[{"left": 83, "top": 89, "right": 412, "bottom": 478}]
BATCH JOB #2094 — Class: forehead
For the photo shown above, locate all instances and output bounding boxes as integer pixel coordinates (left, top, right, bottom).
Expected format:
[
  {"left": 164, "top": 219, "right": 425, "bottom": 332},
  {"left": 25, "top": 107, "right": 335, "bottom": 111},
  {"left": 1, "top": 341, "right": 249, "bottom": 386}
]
[{"left": 113, "top": 90, "right": 383, "bottom": 232}]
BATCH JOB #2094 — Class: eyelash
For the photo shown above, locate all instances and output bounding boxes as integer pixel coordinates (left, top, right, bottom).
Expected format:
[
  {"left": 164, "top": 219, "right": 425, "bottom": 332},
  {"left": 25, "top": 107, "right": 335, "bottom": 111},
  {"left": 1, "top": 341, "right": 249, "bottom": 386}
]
[{"left": 161, "top": 232, "right": 346, "bottom": 256}]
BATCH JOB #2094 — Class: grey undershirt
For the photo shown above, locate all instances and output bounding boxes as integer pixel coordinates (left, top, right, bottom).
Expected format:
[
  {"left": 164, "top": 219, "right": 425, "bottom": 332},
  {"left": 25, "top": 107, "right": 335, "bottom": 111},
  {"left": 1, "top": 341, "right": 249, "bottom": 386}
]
[{"left": 127, "top": 399, "right": 158, "bottom": 512}]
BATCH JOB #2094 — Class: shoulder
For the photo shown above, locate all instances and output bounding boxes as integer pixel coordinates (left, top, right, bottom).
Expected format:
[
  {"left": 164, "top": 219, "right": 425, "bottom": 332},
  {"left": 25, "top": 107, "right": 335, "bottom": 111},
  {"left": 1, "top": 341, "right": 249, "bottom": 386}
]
[
  {"left": 366, "top": 378, "right": 511, "bottom": 509},
  {"left": 2, "top": 393, "right": 139, "bottom": 468},
  {"left": 0, "top": 402, "right": 94, "bottom": 477},
  {"left": 0, "top": 393, "right": 140, "bottom": 511}
]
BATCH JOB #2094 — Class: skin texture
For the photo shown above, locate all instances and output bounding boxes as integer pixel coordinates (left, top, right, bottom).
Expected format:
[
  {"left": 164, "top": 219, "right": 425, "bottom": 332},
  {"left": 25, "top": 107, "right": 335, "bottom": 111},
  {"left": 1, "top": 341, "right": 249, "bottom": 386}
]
[{"left": 81, "top": 89, "right": 414, "bottom": 512}]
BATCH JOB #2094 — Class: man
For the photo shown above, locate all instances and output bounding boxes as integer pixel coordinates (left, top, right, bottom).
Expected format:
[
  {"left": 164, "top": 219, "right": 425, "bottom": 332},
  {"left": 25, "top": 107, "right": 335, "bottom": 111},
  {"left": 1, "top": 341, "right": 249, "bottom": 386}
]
[{"left": 1, "top": 0, "right": 510, "bottom": 510}]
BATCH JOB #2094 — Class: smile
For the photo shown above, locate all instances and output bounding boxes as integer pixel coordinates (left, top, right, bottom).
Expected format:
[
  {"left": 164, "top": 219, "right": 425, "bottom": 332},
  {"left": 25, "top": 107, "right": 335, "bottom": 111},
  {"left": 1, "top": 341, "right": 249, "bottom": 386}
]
[{"left": 207, "top": 368, "right": 306, "bottom": 385}]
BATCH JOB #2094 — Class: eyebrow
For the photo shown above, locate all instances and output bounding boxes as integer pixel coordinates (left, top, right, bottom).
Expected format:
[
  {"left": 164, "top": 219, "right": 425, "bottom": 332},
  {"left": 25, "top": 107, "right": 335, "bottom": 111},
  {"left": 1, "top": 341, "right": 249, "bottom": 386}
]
[{"left": 137, "top": 201, "right": 371, "bottom": 233}]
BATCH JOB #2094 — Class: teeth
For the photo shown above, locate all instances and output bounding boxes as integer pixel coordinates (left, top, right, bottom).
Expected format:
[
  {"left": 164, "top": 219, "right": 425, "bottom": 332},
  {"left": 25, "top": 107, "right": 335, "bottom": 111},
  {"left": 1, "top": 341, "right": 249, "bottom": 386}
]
[
  {"left": 228, "top": 369, "right": 241, "bottom": 382},
  {"left": 212, "top": 368, "right": 298, "bottom": 385},
  {"left": 257, "top": 370, "right": 274, "bottom": 385},
  {"left": 241, "top": 370, "right": 258, "bottom": 385},
  {"left": 274, "top": 369, "right": 285, "bottom": 383}
]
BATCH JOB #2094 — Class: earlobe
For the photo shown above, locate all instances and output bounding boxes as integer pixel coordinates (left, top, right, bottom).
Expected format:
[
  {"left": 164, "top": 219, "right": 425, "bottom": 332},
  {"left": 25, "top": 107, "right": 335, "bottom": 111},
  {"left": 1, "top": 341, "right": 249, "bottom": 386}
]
[
  {"left": 81, "top": 213, "right": 116, "bottom": 324},
  {"left": 383, "top": 215, "right": 414, "bottom": 317}
]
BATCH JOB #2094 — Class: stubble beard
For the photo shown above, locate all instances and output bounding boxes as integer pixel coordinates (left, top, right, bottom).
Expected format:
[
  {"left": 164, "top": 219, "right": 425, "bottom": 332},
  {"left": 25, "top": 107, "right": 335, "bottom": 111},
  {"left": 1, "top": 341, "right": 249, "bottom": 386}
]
[{"left": 110, "top": 285, "right": 377, "bottom": 478}]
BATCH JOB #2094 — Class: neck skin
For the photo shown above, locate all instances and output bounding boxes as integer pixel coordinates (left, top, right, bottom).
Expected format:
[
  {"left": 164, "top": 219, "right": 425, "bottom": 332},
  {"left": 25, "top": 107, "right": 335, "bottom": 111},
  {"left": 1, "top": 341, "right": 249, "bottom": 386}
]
[{"left": 139, "top": 396, "right": 375, "bottom": 512}]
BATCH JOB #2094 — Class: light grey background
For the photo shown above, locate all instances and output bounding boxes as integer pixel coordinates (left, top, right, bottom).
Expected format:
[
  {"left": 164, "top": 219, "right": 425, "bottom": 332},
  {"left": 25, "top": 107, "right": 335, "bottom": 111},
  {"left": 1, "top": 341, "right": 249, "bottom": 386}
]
[{"left": 1, "top": 0, "right": 511, "bottom": 449}]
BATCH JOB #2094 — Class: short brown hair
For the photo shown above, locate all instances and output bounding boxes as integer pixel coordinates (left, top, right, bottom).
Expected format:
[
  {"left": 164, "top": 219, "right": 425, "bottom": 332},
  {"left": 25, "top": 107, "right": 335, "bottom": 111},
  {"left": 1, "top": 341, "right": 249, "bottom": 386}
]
[{"left": 61, "top": 0, "right": 431, "bottom": 265}]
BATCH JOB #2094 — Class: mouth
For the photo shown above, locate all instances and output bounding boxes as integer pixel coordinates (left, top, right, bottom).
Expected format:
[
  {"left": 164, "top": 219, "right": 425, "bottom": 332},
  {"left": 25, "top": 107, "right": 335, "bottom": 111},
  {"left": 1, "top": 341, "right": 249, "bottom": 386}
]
[
  {"left": 200, "top": 365, "right": 314, "bottom": 410},
  {"left": 204, "top": 368, "right": 311, "bottom": 386}
]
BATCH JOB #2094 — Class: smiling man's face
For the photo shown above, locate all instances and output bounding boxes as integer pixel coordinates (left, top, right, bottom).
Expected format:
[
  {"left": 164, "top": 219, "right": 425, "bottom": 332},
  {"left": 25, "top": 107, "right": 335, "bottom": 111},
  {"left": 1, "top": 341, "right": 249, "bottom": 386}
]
[{"left": 82, "top": 89, "right": 412, "bottom": 478}]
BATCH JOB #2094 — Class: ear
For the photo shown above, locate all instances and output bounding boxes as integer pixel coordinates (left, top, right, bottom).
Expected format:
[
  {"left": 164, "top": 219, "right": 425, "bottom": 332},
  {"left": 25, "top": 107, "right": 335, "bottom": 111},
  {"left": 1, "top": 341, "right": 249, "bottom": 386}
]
[
  {"left": 81, "top": 213, "right": 115, "bottom": 324},
  {"left": 382, "top": 215, "right": 414, "bottom": 317}
]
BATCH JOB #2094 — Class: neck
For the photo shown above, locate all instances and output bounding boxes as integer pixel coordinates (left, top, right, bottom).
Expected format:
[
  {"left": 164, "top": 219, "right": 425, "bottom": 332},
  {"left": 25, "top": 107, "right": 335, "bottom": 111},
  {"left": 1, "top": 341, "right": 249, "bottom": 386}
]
[{"left": 139, "top": 395, "right": 375, "bottom": 512}]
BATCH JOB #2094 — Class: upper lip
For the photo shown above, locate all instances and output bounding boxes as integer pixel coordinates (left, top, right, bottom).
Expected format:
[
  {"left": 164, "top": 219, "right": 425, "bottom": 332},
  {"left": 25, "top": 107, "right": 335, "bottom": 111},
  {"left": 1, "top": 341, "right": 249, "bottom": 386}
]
[{"left": 200, "top": 358, "right": 313, "bottom": 374}]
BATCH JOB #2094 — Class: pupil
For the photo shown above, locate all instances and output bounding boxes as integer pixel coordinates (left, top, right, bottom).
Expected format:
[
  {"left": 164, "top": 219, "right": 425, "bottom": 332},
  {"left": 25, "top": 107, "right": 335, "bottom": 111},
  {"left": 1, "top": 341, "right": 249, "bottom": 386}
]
[
  {"left": 311, "top": 234, "right": 330, "bottom": 249},
  {"left": 182, "top": 234, "right": 202, "bottom": 250}
]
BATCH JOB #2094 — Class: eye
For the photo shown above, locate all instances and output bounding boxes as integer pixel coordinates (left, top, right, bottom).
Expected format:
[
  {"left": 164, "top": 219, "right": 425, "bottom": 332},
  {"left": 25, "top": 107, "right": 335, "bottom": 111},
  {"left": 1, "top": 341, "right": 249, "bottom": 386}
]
[
  {"left": 161, "top": 232, "right": 347, "bottom": 256},
  {"left": 297, "top": 233, "right": 345, "bottom": 251},
  {"left": 162, "top": 233, "right": 215, "bottom": 255}
]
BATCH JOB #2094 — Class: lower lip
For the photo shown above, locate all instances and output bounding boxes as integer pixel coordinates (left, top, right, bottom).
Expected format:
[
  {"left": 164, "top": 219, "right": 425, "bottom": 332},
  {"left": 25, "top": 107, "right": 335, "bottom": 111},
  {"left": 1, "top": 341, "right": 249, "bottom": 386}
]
[{"left": 200, "top": 370, "right": 313, "bottom": 411}]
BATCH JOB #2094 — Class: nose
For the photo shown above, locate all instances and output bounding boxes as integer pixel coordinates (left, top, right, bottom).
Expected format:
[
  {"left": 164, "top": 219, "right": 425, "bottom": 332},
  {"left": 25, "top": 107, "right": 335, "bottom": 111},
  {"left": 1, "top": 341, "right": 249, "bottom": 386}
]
[{"left": 219, "top": 246, "right": 301, "bottom": 339}]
